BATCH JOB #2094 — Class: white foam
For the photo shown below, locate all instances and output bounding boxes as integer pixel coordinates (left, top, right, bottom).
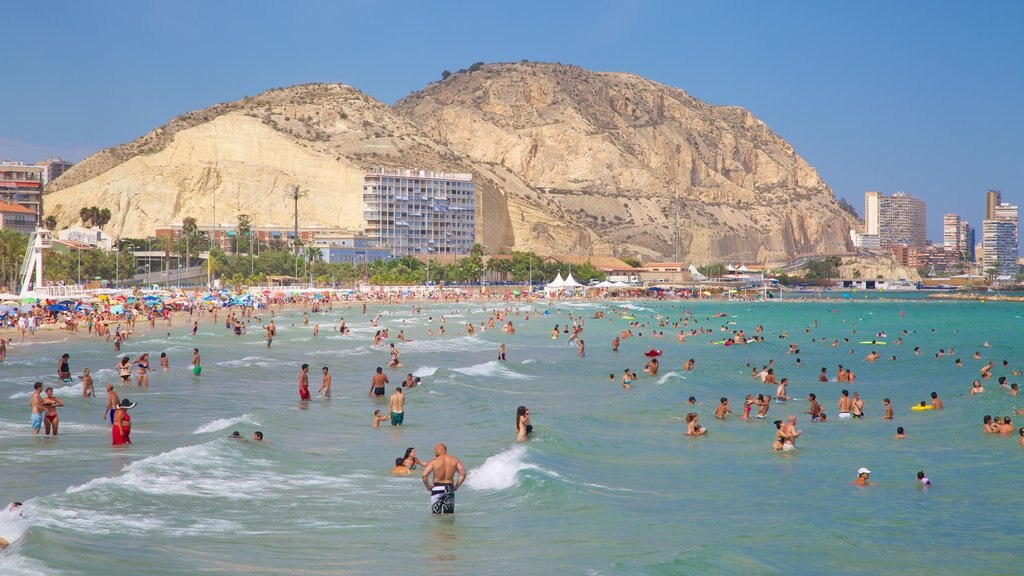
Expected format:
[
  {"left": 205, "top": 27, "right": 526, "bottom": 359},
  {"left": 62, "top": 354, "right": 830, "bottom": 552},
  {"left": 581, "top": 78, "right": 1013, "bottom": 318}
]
[
  {"left": 64, "top": 441, "right": 340, "bottom": 501},
  {"left": 192, "top": 414, "right": 259, "bottom": 434},
  {"left": 0, "top": 553, "right": 58, "bottom": 576},
  {"left": 656, "top": 371, "right": 686, "bottom": 385},
  {"left": 452, "top": 360, "right": 532, "bottom": 380},
  {"left": 215, "top": 356, "right": 277, "bottom": 368},
  {"left": 465, "top": 445, "right": 536, "bottom": 491},
  {"left": 412, "top": 366, "right": 437, "bottom": 378},
  {"left": 9, "top": 382, "right": 81, "bottom": 399}
]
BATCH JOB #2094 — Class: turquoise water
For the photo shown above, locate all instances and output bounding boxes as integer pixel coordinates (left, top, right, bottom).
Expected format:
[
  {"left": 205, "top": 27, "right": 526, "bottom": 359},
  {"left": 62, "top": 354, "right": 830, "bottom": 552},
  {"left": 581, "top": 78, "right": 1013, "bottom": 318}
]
[{"left": 1, "top": 298, "right": 1022, "bottom": 575}]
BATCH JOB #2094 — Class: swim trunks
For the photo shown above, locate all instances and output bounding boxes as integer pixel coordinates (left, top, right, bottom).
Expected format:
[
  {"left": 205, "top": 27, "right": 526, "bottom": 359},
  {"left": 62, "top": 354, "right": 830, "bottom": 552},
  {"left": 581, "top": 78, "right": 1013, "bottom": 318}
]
[
  {"left": 390, "top": 411, "right": 404, "bottom": 426},
  {"left": 31, "top": 413, "right": 42, "bottom": 430},
  {"left": 838, "top": 412, "right": 852, "bottom": 420},
  {"left": 299, "top": 387, "right": 311, "bottom": 401},
  {"left": 373, "top": 387, "right": 385, "bottom": 397},
  {"left": 109, "top": 409, "right": 116, "bottom": 424},
  {"left": 193, "top": 365, "right": 202, "bottom": 376},
  {"left": 430, "top": 483, "right": 455, "bottom": 514}
]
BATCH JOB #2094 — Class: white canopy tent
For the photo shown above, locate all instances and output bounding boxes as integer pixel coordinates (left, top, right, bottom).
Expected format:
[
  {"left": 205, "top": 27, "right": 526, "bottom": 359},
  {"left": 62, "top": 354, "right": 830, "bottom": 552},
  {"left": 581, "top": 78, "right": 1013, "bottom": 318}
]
[
  {"left": 562, "top": 272, "right": 583, "bottom": 287},
  {"left": 546, "top": 273, "right": 565, "bottom": 289}
]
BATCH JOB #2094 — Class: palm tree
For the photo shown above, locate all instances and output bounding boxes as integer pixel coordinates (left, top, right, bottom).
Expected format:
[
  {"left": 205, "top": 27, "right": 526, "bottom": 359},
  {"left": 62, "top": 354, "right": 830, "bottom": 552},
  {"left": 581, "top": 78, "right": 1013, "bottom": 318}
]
[{"left": 0, "top": 230, "right": 29, "bottom": 291}]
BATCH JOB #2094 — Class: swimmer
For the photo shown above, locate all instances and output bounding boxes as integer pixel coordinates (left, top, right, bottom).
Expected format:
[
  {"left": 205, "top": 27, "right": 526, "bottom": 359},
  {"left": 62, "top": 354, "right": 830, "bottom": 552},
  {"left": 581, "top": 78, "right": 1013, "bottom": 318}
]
[
  {"left": 684, "top": 412, "right": 706, "bottom": 436},
  {"left": 882, "top": 398, "right": 893, "bottom": 420},
  {"left": 917, "top": 470, "right": 931, "bottom": 486},
  {"left": 930, "top": 391, "right": 943, "bottom": 410},
  {"left": 42, "top": 387, "right": 64, "bottom": 435},
  {"left": 837, "top": 389, "right": 853, "bottom": 419},
  {"left": 644, "top": 357, "right": 660, "bottom": 375},
  {"left": 853, "top": 467, "right": 871, "bottom": 486},
  {"left": 369, "top": 367, "right": 388, "bottom": 398},
  {"left": 81, "top": 368, "right": 95, "bottom": 397},
  {"left": 714, "top": 397, "right": 732, "bottom": 419},
  {"left": 372, "top": 410, "right": 389, "bottom": 427},
  {"left": 895, "top": 426, "right": 905, "bottom": 439},
  {"left": 389, "top": 387, "right": 405, "bottom": 426},
  {"left": 683, "top": 359, "right": 695, "bottom": 371},
  {"left": 319, "top": 366, "right": 332, "bottom": 398},
  {"left": 388, "top": 342, "right": 402, "bottom": 368},
  {"left": 622, "top": 369, "right": 634, "bottom": 389},
  {"left": 805, "top": 393, "right": 823, "bottom": 421},
  {"left": 516, "top": 406, "right": 532, "bottom": 441},
  {"left": 391, "top": 457, "right": 412, "bottom": 475},
  {"left": 298, "top": 364, "right": 311, "bottom": 401},
  {"left": 970, "top": 380, "right": 984, "bottom": 395}
]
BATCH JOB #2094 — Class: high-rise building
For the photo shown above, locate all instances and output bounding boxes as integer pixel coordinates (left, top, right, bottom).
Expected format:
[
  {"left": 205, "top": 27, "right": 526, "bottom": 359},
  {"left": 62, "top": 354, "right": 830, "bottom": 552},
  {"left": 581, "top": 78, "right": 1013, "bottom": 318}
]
[
  {"left": 0, "top": 161, "right": 44, "bottom": 226},
  {"left": 993, "top": 201, "right": 1018, "bottom": 245},
  {"left": 982, "top": 220, "right": 1017, "bottom": 277},
  {"left": 876, "top": 191, "right": 926, "bottom": 248},
  {"left": 38, "top": 157, "right": 74, "bottom": 185},
  {"left": 943, "top": 214, "right": 974, "bottom": 262},
  {"left": 985, "top": 189, "right": 1001, "bottom": 220},
  {"left": 960, "top": 221, "right": 975, "bottom": 262},
  {"left": 864, "top": 191, "right": 880, "bottom": 236},
  {"left": 362, "top": 168, "right": 476, "bottom": 257}
]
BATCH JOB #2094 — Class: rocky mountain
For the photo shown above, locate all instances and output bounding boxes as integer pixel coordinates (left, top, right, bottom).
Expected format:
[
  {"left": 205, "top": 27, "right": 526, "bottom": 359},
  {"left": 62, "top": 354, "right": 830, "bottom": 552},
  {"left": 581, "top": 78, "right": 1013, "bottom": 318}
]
[{"left": 47, "top": 62, "right": 858, "bottom": 264}]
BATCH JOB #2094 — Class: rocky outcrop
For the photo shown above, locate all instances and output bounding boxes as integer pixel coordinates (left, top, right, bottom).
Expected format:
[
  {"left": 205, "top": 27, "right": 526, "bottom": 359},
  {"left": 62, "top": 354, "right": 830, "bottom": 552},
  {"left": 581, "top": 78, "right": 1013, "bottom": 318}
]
[
  {"left": 396, "top": 62, "right": 858, "bottom": 263},
  {"left": 47, "top": 63, "right": 857, "bottom": 264}
]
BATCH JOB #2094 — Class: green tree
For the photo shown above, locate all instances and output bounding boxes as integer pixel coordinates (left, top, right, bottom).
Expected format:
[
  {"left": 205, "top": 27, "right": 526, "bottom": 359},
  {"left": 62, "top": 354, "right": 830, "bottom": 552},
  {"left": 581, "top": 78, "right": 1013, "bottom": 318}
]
[
  {"left": 620, "top": 256, "right": 642, "bottom": 268},
  {"left": 698, "top": 262, "right": 728, "bottom": 278},
  {"left": 43, "top": 215, "right": 58, "bottom": 230},
  {"left": 0, "top": 230, "right": 29, "bottom": 291}
]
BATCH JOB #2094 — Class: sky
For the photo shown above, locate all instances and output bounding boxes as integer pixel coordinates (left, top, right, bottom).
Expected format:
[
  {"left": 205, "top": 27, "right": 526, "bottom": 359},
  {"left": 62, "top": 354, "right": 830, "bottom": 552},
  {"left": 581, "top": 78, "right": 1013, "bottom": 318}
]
[{"left": 4, "top": 0, "right": 1023, "bottom": 243}]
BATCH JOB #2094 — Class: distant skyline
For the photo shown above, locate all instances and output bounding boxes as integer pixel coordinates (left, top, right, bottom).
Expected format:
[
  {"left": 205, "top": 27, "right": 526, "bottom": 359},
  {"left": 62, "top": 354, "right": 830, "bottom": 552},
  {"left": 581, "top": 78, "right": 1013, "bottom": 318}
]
[{"left": 4, "top": 0, "right": 1022, "bottom": 243}]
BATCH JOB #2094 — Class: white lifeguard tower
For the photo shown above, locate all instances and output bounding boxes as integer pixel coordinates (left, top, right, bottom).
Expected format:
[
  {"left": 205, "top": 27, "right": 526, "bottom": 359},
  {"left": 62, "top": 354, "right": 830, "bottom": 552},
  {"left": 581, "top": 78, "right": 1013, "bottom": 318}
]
[{"left": 20, "top": 228, "right": 53, "bottom": 296}]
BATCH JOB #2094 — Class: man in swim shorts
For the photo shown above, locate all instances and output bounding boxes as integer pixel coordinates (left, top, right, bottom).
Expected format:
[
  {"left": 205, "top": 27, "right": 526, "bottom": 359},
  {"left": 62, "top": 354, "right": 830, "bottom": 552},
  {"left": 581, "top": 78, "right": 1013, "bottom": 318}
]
[
  {"left": 369, "top": 367, "right": 388, "bottom": 398},
  {"left": 837, "top": 389, "right": 853, "bottom": 419},
  {"left": 298, "top": 364, "right": 311, "bottom": 401},
  {"left": 192, "top": 348, "right": 202, "bottom": 376},
  {"left": 389, "top": 387, "right": 405, "bottom": 425},
  {"left": 104, "top": 384, "right": 120, "bottom": 424},
  {"left": 422, "top": 443, "right": 466, "bottom": 514},
  {"left": 29, "top": 382, "right": 43, "bottom": 435}
]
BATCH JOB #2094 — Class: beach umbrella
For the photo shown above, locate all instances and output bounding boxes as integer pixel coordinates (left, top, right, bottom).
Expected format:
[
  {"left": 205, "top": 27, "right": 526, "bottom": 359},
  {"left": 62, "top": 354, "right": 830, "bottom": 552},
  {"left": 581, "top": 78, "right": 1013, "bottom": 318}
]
[
  {"left": 21, "top": 297, "right": 36, "bottom": 304},
  {"left": 0, "top": 305, "right": 16, "bottom": 314},
  {"left": 109, "top": 304, "right": 125, "bottom": 314}
]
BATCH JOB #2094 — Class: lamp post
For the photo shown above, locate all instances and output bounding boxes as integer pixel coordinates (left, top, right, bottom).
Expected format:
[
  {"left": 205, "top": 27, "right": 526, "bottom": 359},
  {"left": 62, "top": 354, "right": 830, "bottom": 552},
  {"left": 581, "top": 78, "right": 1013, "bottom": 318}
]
[
  {"left": 125, "top": 244, "right": 136, "bottom": 288},
  {"left": 115, "top": 238, "right": 120, "bottom": 289},
  {"left": 77, "top": 245, "right": 81, "bottom": 286}
]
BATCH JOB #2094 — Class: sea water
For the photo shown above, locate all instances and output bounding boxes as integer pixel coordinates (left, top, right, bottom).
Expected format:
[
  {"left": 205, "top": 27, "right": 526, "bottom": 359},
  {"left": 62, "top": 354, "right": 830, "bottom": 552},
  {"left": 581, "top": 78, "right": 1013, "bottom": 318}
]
[{"left": 1, "top": 297, "right": 1022, "bottom": 575}]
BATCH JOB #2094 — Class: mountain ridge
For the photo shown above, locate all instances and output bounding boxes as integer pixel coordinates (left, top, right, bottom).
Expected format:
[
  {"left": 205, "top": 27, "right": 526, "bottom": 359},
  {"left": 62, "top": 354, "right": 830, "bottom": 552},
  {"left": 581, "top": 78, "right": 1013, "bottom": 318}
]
[{"left": 45, "top": 62, "right": 857, "bottom": 264}]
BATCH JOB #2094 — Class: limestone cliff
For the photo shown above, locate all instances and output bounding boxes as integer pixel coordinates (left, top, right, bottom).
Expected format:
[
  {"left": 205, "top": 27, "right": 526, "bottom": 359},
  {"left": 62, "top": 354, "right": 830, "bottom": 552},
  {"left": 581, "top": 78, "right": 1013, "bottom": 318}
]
[
  {"left": 46, "top": 83, "right": 601, "bottom": 251},
  {"left": 395, "top": 62, "right": 858, "bottom": 263},
  {"left": 47, "top": 63, "right": 856, "bottom": 264}
]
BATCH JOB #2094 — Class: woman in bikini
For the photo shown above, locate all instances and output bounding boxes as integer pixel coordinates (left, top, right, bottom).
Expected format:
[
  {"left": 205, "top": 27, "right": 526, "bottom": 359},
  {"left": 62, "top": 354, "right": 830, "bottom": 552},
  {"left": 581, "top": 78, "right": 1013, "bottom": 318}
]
[
  {"left": 133, "top": 353, "right": 150, "bottom": 386},
  {"left": 402, "top": 447, "right": 427, "bottom": 470},
  {"left": 115, "top": 356, "right": 132, "bottom": 385}
]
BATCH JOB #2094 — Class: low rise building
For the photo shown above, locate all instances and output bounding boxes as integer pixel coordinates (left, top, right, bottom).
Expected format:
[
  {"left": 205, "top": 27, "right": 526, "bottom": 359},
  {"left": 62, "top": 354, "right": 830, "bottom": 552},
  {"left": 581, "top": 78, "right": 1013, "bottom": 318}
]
[
  {"left": 0, "top": 161, "right": 43, "bottom": 225},
  {"left": 58, "top": 226, "right": 113, "bottom": 250},
  {"left": 0, "top": 200, "right": 37, "bottom": 235}
]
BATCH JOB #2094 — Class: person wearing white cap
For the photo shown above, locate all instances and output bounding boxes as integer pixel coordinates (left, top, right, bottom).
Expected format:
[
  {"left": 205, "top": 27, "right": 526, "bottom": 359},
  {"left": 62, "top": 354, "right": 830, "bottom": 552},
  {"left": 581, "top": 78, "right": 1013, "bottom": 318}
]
[{"left": 854, "top": 467, "right": 871, "bottom": 486}]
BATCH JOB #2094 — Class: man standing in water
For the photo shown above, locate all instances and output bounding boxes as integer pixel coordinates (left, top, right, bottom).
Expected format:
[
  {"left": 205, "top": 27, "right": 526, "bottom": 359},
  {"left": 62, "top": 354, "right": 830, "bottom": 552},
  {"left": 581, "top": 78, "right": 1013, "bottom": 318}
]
[
  {"left": 298, "top": 364, "right": 311, "bottom": 401},
  {"left": 369, "top": 367, "right": 388, "bottom": 398},
  {"left": 318, "top": 366, "right": 331, "bottom": 399},
  {"left": 104, "top": 384, "right": 120, "bottom": 424},
  {"left": 29, "top": 382, "right": 43, "bottom": 435},
  {"left": 192, "top": 348, "right": 202, "bottom": 377},
  {"left": 421, "top": 443, "right": 466, "bottom": 515},
  {"left": 389, "top": 387, "right": 405, "bottom": 426}
]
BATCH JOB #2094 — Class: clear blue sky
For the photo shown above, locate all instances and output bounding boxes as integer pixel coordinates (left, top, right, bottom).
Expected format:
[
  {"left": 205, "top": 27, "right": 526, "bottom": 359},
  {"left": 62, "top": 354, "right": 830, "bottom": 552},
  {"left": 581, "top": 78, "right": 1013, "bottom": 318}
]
[{"left": 5, "top": 0, "right": 1022, "bottom": 243}]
